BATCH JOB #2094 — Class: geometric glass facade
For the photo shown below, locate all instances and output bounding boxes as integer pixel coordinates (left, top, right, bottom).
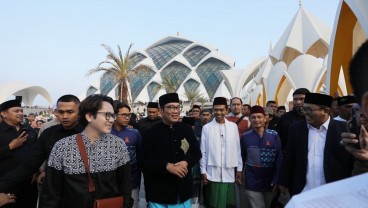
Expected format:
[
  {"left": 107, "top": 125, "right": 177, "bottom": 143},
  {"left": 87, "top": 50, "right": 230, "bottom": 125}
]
[
  {"left": 183, "top": 46, "right": 211, "bottom": 67},
  {"left": 147, "top": 82, "right": 160, "bottom": 101},
  {"left": 128, "top": 68, "right": 156, "bottom": 101},
  {"left": 196, "top": 58, "right": 231, "bottom": 99},
  {"left": 146, "top": 40, "right": 192, "bottom": 70},
  {"left": 84, "top": 36, "right": 235, "bottom": 103},
  {"left": 100, "top": 72, "right": 118, "bottom": 95},
  {"left": 129, "top": 53, "right": 147, "bottom": 70},
  {"left": 87, "top": 86, "right": 98, "bottom": 96},
  {"left": 160, "top": 61, "right": 191, "bottom": 91},
  {"left": 184, "top": 79, "right": 200, "bottom": 93}
]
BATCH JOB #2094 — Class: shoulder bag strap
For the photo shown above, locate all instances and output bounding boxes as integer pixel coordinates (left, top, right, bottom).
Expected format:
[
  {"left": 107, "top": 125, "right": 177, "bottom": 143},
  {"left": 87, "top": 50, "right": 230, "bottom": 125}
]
[
  {"left": 236, "top": 115, "right": 246, "bottom": 125},
  {"left": 76, "top": 133, "right": 96, "bottom": 193}
]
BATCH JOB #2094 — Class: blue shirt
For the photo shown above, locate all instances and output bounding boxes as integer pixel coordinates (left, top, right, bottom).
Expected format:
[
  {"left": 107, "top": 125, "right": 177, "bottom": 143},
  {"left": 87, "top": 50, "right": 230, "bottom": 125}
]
[
  {"left": 240, "top": 129, "right": 282, "bottom": 192},
  {"left": 111, "top": 127, "right": 142, "bottom": 188}
]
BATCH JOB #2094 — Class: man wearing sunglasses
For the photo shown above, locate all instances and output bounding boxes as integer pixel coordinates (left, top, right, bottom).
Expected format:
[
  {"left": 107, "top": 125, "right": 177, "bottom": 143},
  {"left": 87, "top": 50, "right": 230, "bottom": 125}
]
[{"left": 112, "top": 101, "right": 142, "bottom": 208}]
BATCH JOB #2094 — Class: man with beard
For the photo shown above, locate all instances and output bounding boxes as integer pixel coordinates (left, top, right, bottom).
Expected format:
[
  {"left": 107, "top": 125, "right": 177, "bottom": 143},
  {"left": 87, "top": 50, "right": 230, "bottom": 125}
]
[
  {"left": 200, "top": 97, "right": 243, "bottom": 208},
  {"left": 0, "top": 100, "right": 38, "bottom": 208},
  {"left": 276, "top": 88, "right": 310, "bottom": 149},
  {"left": 226, "top": 97, "right": 250, "bottom": 138},
  {"left": 0, "top": 95, "right": 83, "bottom": 196}
]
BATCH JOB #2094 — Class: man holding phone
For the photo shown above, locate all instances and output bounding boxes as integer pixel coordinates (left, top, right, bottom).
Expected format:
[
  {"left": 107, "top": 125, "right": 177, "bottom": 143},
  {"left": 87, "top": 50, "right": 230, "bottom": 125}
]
[
  {"left": 341, "top": 40, "right": 368, "bottom": 175},
  {"left": 0, "top": 100, "right": 38, "bottom": 207}
]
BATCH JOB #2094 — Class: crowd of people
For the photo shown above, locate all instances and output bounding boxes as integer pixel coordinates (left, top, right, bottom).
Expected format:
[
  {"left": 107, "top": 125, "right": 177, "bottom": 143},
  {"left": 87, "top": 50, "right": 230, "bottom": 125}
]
[{"left": 0, "top": 41, "right": 368, "bottom": 208}]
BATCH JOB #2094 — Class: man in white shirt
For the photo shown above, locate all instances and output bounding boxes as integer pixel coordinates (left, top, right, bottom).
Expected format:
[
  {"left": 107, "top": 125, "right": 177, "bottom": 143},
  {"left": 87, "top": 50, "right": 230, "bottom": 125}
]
[
  {"left": 200, "top": 97, "right": 243, "bottom": 207},
  {"left": 278, "top": 93, "right": 353, "bottom": 196}
]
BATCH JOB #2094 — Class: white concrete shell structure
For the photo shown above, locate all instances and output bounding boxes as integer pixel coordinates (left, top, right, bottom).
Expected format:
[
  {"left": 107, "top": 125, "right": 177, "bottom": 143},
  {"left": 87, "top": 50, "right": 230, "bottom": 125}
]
[
  {"left": 222, "top": 5, "right": 347, "bottom": 107},
  {"left": 0, "top": 81, "right": 53, "bottom": 106},
  {"left": 326, "top": 0, "right": 368, "bottom": 95},
  {"left": 82, "top": 36, "right": 235, "bottom": 103}
]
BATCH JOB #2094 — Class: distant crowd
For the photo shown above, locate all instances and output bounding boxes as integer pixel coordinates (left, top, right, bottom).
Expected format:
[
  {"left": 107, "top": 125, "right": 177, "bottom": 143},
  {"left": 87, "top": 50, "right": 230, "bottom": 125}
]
[{"left": 0, "top": 40, "right": 368, "bottom": 208}]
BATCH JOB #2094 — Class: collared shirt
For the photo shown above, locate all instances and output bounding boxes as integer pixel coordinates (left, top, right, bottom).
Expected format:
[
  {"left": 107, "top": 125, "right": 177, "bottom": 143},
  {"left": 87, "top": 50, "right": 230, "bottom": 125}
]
[
  {"left": 333, "top": 116, "right": 346, "bottom": 122},
  {"left": 241, "top": 129, "right": 282, "bottom": 192},
  {"left": 111, "top": 126, "right": 142, "bottom": 188},
  {"left": 302, "top": 117, "right": 330, "bottom": 192}
]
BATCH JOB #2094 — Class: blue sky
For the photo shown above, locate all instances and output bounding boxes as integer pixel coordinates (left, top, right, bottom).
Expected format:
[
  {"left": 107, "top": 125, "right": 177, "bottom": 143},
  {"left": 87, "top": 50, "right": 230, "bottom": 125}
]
[{"left": 0, "top": 0, "right": 339, "bottom": 106}]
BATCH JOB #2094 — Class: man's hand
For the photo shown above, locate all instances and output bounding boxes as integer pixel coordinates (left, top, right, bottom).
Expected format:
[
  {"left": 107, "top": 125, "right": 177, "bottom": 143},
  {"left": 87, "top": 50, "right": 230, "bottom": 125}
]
[
  {"left": 0, "top": 193, "right": 16, "bottom": 206},
  {"left": 236, "top": 171, "right": 242, "bottom": 185},
  {"left": 341, "top": 125, "right": 368, "bottom": 160},
  {"left": 201, "top": 174, "right": 209, "bottom": 185},
  {"left": 37, "top": 171, "right": 46, "bottom": 185},
  {"left": 174, "top": 161, "right": 188, "bottom": 169},
  {"left": 9, "top": 131, "right": 27, "bottom": 150},
  {"left": 166, "top": 163, "right": 188, "bottom": 178},
  {"left": 278, "top": 185, "right": 289, "bottom": 195}
]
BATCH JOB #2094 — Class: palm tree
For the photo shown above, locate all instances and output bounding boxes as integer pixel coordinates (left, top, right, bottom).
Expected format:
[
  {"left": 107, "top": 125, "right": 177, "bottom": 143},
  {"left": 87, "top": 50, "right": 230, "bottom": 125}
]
[
  {"left": 183, "top": 88, "right": 202, "bottom": 108},
  {"left": 86, "top": 44, "right": 151, "bottom": 104},
  {"left": 197, "top": 96, "right": 208, "bottom": 108},
  {"left": 161, "top": 74, "right": 178, "bottom": 93},
  {"left": 152, "top": 73, "right": 178, "bottom": 95}
]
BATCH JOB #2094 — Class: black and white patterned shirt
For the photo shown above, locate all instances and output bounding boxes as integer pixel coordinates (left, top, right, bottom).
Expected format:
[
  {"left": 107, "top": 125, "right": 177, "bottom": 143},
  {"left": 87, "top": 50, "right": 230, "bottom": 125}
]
[
  {"left": 48, "top": 131, "right": 130, "bottom": 174},
  {"left": 40, "top": 131, "right": 133, "bottom": 208}
]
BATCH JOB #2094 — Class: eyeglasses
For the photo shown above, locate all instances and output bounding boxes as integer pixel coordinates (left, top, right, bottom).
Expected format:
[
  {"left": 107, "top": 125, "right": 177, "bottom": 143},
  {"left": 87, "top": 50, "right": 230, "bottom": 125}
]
[
  {"left": 96, "top": 112, "right": 117, "bottom": 120},
  {"left": 117, "top": 113, "right": 131, "bottom": 118},
  {"left": 165, "top": 105, "right": 181, "bottom": 112},
  {"left": 300, "top": 107, "right": 322, "bottom": 114}
]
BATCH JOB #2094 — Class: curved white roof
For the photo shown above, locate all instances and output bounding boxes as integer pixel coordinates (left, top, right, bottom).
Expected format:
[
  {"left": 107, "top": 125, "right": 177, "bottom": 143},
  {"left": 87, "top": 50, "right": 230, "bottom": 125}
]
[
  {"left": 287, "top": 54, "right": 325, "bottom": 90},
  {"left": 344, "top": 0, "right": 368, "bottom": 35},
  {"left": 270, "top": 6, "right": 331, "bottom": 66},
  {"left": 220, "top": 56, "right": 266, "bottom": 98},
  {"left": 0, "top": 81, "right": 52, "bottom": 106}
]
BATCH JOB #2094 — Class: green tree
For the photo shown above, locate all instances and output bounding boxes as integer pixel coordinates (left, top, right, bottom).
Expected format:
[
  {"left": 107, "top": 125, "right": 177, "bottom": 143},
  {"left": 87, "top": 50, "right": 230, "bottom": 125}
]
[
  {"left": 152, "top": 73, "right": 178, "bottom": 94},
  {"left": 183, "top": 88, "right": 202, "bottom": 108},
  {"left": 197, "top": 96, "right": 208, "bottom": 108},
  {"left": 161, "top": 74, "right": 178, "bottom": 93},
  {"left": 87, "top": 44, "right": 150, "bottom": 104}
]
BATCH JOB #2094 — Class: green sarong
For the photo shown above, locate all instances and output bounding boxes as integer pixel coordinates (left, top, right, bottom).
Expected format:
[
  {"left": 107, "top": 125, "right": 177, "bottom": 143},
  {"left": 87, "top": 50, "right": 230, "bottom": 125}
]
[{"left": 206, "top": 182, "right": 236, "bottom": 208}]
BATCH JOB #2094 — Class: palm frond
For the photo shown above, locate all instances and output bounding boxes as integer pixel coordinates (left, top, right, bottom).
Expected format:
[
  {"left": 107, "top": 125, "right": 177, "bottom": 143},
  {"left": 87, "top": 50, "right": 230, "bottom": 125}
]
[{"left": 183, "top": 88, "right": 202, "bottom": 101}]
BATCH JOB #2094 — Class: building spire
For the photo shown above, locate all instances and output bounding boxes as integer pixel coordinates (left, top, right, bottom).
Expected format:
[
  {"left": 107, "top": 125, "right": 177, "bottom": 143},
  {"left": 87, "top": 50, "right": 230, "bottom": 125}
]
[{"left": 299, "top": 0, "right": 303, "bottom": 7}]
